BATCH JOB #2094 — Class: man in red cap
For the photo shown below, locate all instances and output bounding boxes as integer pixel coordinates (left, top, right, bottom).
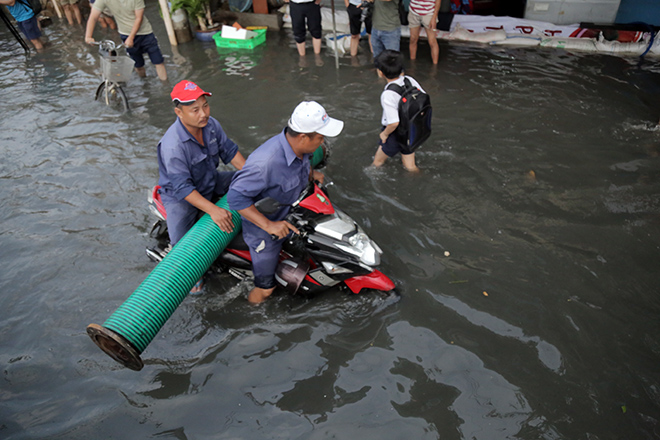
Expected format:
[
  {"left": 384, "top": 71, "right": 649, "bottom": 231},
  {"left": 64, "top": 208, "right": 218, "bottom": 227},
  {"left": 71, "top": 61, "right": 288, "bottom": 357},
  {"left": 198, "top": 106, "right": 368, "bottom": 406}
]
[{"left": 157, "top": 80, "right": 246, "bottom": 291}]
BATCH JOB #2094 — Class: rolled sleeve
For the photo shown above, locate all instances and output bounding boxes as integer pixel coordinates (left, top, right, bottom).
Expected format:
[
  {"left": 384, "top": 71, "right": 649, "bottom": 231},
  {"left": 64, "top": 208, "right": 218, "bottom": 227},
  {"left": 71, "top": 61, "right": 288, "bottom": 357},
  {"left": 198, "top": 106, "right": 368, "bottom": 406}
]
[
  {"left": 381, "top": 90, "right": 400, "bottom": 126},
  {"left": 220, "top": 138, "right": 239, "bottom": 165},
  {"left": 159, "top": 141, "right": 196, "bottom": 201},
  {"left": 227, "top": 164, "right": 266, "bottom": 211},
  {"left": 226, "top": 188, "right": 255, "bottom": 212},
  {"left": 208, "top": 118, "right": 239, "bottom": 165}
]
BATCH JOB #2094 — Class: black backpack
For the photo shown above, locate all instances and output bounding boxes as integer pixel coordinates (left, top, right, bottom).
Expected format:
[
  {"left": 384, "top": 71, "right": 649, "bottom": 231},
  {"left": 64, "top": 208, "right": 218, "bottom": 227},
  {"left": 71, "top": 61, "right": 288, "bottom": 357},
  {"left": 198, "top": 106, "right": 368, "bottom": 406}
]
[
  {"left": 386, "top": 77, "right": 432, "bottom": 153},
  {"left": 18, "top": 0, "right": 42, "bottom": 16}
]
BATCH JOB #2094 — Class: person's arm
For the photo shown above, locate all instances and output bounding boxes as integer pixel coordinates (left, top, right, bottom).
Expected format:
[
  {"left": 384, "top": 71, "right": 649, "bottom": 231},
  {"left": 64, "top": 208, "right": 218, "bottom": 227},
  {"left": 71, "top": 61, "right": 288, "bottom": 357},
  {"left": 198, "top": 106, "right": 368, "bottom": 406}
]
[
  {"left": 124, "top": 7, "right": 145, "bottom": 48},
  {"left": 85, "top": 7, "right": 102, "bottom": 44},
  {"left": 237, "top": 205, "right": 299, "bottom": 240},
  {"left": 310, "top": 169, "right": 324, "bottom": 184},
  {"left": 0, "top": 0, "right": 17, "bottom": 7},
  {"left": 431, "top": 0, "right": 442, "bottom": 31},
  {"left": 380, "top": 87, "right": 400, "bottom": 143},
  {"left": 184, "top": 190, "right": 236, "bottom": 233},
  {"left": 379, "top": 122, "right": 399, "bottom": 143},
  {"left": 344, "top": 0, "right": 349, "bottom": 8},
  {"left": 230, "top": 151, "right": 246, "bottom": 170}
]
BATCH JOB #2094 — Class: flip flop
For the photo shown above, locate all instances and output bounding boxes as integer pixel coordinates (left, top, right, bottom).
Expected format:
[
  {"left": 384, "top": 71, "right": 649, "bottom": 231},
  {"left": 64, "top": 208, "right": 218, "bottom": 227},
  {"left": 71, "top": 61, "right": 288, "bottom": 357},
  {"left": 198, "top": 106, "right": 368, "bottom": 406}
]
[{"left": 189, "top": 278, "right": 205, "bottom": 295}]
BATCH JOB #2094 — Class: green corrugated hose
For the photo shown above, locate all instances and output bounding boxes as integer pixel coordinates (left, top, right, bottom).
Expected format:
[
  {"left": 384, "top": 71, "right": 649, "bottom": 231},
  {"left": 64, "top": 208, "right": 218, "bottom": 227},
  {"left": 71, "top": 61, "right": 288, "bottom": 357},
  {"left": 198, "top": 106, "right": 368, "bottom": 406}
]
[{"left": 87, "top": 146, "right": 325, "bottom": 371}]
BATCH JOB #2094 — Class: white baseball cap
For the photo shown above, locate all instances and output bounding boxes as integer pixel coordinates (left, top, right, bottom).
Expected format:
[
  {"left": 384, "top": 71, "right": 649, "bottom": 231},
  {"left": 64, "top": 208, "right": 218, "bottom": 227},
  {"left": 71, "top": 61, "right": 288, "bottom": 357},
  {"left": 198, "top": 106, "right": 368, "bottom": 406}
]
[{"left": 288, "top": 101, "right": 344, "bottom": 137}]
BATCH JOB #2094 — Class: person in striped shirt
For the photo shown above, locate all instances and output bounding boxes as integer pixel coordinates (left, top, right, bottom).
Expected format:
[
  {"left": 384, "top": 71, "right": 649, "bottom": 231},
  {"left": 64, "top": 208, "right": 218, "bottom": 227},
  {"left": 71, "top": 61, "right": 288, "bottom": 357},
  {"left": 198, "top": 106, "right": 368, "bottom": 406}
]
[{"left": 408, "top": 0, "right": 441, "bottom": 64}]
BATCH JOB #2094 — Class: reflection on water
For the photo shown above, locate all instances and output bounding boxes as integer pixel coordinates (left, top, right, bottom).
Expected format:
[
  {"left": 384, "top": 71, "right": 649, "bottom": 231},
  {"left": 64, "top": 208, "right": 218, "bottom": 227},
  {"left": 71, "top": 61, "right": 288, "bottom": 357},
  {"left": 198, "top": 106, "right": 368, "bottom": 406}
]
[
  {"left": 429, "top": 291, "right": 563, "bottom": 373},
  {"left": 1, "top": 6, "right": 660, "bottom": 440}
]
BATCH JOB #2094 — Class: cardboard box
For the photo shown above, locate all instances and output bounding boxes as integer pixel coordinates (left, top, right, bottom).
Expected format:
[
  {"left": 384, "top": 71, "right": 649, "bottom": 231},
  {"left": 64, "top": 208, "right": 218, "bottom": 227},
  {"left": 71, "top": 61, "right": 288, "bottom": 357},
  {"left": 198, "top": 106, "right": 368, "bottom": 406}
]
[{"left": 221, "top": 25, "right": 257, "bottom": 40}]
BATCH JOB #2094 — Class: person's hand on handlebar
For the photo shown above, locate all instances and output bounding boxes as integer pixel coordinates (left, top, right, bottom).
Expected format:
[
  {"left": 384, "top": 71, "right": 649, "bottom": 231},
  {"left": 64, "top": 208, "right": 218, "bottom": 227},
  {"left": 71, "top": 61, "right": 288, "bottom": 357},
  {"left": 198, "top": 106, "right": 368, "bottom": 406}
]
[
  {"left": 265, "top": 220, "right": 299, "bottom": 240},
  {"left": 85, "top": 36, "right": 96, "bottom": 45},
  {"left": 311, "top": 169, "right": 324, "bottom": 184}
]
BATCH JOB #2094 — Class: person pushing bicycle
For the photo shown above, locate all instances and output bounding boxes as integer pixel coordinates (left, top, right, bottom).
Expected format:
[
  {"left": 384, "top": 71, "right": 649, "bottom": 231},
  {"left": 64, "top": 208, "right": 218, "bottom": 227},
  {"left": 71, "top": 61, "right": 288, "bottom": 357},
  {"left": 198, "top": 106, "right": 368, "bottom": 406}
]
[{"left": 84, "top": 0, "right": 167, "bottom": 81}]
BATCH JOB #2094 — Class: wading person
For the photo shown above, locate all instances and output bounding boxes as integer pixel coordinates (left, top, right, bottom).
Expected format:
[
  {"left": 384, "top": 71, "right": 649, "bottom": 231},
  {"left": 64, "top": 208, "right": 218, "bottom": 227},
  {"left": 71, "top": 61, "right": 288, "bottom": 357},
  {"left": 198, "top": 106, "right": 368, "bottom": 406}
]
[
  {"left": 85, "top": 0, "right": 167, "bottom": 81},
  {"left": 370, "top": 0, "right": 400, "bottom": 59},
  {"left": 0, "top": 0, "right": 44, "bottom": 50},
  {"left": 157, "top": 80, "right": 246, "bottom": 293},
  {"left": 284, "top": 0, "right": 322, "bottom": 56},
  {"left": 227, "top": 101, "right": 344, "bottom": 304},
  {"left": 408, "top": 0, "right": 441, "bottom": 64},
  {"left": 372, "top": 50, "right": 427, "bottom": 172},
  {"left": 345, "top": 0, "right": 372, "bottom": 57},
  {"left": 60, "top": 0, "right": 83, "bottom": 25}
]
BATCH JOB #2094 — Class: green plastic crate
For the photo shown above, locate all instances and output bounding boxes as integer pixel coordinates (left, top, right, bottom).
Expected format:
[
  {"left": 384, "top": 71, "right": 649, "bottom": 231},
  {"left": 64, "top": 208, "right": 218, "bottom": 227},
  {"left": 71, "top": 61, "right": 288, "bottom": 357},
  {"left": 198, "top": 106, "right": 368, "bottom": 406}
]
[{"left": 213, "top": 28, "right": 266, "bottom": 50}]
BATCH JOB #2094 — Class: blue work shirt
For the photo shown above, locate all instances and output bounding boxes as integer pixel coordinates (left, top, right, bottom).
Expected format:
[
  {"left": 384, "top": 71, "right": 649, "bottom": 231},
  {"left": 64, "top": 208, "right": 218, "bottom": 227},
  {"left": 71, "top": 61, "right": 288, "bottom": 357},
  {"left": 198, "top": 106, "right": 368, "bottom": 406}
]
[
  {"left": 157, "top": 116, "right": 239, "bottom": 202},
  {"left": 227, "top": 129, "right": 311, "bottom": 251},
  {"left": 8, "top": 0, "right": 34, "bottom": 22}
]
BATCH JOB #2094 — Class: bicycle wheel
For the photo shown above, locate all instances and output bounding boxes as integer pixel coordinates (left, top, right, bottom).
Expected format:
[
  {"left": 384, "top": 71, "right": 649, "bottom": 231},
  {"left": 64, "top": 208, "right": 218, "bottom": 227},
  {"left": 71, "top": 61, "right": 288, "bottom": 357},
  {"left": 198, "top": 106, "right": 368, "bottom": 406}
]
[{"left": 95, "top": 81, "right": 129, "bottom": 113}]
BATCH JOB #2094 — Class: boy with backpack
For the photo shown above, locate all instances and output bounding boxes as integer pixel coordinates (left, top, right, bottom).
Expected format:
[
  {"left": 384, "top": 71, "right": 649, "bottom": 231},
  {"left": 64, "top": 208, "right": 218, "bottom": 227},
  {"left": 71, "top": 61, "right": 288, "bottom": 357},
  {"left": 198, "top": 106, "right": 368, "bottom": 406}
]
[{"left": 372, "top": 49, "right": 432, "bottom": 172}]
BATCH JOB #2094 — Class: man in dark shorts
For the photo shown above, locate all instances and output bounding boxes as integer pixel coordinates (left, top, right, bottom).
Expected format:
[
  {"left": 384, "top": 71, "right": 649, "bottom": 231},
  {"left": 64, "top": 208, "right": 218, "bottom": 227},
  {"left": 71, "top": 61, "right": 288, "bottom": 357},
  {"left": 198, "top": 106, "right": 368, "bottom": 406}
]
[
  {"left": 345, "top": 0, "right": 372, "bottom": 56},
  {"left": 1, "top": 0, "right": 44, "bottom": 50},
  {"left": 85, "top": 0, "right": 167, "bottom": 81}
]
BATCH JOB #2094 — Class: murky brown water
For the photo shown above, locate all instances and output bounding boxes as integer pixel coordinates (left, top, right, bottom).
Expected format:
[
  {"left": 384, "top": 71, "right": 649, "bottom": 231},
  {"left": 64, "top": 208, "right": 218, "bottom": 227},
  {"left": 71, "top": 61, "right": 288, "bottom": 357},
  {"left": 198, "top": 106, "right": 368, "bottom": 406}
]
[{"left": 2, "top": 4, "right": 660, "bottom": 439}]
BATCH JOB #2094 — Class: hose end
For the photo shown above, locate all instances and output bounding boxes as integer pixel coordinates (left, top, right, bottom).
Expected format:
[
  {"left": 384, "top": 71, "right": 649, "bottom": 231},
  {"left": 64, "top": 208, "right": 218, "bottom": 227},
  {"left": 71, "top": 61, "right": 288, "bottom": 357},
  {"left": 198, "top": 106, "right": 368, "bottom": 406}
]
[{"left": 87, "top": 323, "right": 144, "bottom": 371}]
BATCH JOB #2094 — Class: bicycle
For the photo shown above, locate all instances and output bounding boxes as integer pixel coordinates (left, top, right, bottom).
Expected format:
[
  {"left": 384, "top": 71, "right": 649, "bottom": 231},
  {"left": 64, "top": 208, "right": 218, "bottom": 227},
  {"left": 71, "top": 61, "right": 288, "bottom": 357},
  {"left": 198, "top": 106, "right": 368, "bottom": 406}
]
[{"left": 94, "top": 40, "right": 133, "bottom": 113}]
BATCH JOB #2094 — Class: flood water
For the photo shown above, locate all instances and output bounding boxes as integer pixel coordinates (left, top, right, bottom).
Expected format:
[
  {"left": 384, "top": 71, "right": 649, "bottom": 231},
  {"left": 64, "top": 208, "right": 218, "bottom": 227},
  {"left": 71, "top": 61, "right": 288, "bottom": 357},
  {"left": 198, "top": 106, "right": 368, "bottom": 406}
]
[{"left": 2, "top": 6, "right": 660, "bottom": 439}]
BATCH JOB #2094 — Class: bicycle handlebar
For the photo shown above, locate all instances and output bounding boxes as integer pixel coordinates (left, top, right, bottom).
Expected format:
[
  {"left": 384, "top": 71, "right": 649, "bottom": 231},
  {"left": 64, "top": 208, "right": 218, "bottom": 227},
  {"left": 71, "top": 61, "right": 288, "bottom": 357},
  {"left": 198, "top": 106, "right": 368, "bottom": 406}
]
[{"left": 92, "top": 40, "right": 125, "bottom": 52}]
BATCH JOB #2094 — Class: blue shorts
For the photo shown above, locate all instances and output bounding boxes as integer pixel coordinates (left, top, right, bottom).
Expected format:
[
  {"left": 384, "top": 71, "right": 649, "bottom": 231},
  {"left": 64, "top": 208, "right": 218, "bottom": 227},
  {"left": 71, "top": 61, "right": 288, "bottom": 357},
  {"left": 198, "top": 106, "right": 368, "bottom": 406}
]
[
  {"left": 162, "top": 170, "right": 235, "bottom": 245},
  {"left": 121, "top": 33, "right": 164, "bottom": 68},
  {"left": 18, "top": 16, "right": 42, "bottom": 41},
  {"left": 379, "top": 126, "right": 410, "bottom": 157}
]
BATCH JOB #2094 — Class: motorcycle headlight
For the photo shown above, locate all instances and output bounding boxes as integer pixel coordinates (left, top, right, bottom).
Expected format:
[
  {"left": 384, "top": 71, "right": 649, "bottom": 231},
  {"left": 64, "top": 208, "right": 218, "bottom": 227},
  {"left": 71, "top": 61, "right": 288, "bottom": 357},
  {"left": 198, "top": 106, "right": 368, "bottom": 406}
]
[{"left": 334, "top": 232, "right": 381, "bottom": 266}]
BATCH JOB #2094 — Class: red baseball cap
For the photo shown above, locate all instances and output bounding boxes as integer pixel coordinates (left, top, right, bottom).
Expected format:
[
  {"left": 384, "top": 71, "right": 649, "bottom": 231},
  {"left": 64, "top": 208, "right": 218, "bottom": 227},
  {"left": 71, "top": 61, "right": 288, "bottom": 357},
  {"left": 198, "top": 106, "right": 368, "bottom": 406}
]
[{"left": 170, "top": 80, "right": 212, "bottom": 104}]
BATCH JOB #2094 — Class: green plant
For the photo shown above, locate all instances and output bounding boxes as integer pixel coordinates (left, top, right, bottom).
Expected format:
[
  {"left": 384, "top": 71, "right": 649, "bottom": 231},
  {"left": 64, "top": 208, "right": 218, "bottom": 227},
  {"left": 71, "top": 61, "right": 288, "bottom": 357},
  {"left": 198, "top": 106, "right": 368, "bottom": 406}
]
[{"left": 171, "top": 0, "right": 215, "bottom": 31}]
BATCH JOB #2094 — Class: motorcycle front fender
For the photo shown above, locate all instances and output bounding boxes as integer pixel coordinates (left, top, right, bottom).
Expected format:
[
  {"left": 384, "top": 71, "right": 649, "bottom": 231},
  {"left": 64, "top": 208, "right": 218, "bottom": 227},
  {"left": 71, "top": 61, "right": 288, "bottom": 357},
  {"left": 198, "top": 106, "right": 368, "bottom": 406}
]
[{"left": 344, "top": 270, "right": 395, "bottom": 294}]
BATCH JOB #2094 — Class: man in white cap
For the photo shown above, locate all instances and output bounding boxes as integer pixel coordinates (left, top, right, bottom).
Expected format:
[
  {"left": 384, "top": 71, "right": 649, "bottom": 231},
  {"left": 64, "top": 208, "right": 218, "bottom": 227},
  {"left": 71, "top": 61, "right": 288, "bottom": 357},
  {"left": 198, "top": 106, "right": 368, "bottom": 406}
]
[{"left": 227, "top": 101, "right": 344, "bottom": 304}]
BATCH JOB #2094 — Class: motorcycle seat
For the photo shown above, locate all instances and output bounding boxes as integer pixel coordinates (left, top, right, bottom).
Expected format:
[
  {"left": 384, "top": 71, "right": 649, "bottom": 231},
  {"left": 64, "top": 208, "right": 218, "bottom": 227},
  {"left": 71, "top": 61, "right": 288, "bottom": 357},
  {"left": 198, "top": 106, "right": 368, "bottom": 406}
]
[{"left": 227, "top": 232, "right": 250, "bottom": 251}]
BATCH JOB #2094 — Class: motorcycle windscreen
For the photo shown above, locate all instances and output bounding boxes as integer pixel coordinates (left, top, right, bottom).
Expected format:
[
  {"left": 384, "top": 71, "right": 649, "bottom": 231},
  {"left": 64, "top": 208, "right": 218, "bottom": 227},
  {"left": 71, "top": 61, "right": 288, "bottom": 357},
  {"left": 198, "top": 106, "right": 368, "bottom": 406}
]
[{"left": 299, "top": 185, "right": 335, "bottom": 215}]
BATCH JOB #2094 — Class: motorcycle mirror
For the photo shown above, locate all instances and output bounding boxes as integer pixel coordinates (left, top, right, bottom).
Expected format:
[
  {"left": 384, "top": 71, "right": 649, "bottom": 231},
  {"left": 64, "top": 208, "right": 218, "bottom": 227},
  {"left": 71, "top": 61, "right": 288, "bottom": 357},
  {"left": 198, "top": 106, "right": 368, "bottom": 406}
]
[{"left": 255, "top": 197, "right": 282, "bottom": 215}]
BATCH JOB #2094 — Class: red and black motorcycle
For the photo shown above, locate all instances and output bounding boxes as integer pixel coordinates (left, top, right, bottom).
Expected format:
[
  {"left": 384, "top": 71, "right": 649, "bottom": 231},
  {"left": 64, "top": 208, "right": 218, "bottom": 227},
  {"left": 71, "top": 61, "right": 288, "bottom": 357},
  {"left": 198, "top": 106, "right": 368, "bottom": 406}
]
[{"left": 146, "top": 181, "right": 395, "bottom": 296}]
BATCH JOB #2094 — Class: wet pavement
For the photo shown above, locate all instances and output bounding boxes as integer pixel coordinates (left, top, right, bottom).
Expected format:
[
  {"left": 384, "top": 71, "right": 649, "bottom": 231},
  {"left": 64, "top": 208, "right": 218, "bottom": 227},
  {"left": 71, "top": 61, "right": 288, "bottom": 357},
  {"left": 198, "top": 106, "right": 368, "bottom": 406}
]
[{"left": 1, "top": 6, "right": 660, "bottom": 439}]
